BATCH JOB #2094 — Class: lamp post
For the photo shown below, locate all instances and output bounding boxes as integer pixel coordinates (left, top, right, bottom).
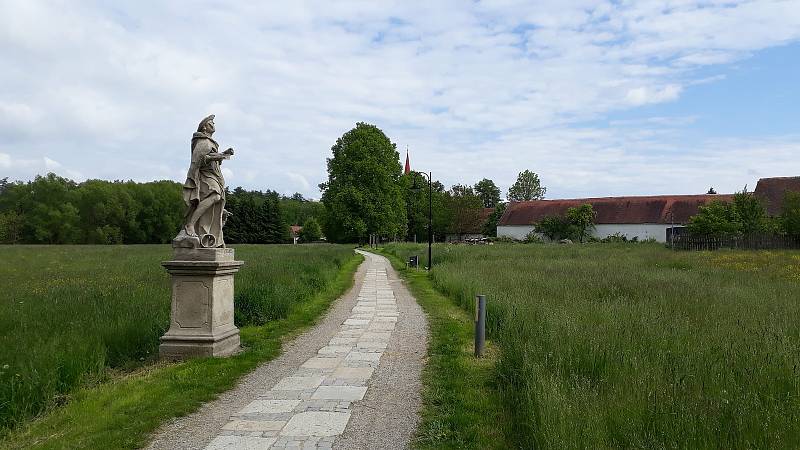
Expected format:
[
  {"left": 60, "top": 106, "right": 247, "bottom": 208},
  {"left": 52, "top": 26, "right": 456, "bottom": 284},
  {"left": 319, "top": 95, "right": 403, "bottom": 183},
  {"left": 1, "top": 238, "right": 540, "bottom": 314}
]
[
  {"left": 668, "top": 210, "right": 675, "bottom": 250},
  {"left": 410, "top": 171, "right": 433, "bottom": 270}
]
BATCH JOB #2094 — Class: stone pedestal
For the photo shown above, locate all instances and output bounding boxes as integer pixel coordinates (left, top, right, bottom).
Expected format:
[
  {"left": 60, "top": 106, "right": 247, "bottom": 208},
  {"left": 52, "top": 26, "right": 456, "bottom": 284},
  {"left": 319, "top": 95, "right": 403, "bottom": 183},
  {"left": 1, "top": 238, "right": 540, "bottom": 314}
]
[{"left": 159, "top": 247, "right": 244, "bottom": 360}]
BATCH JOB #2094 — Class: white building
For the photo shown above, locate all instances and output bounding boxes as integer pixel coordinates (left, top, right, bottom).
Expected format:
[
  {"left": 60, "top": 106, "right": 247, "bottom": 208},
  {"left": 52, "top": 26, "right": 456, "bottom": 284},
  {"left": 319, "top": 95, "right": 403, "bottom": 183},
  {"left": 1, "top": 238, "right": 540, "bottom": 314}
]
[
  {"left": 497, "top": 194, "right": 732, "bottom": 243},
  {"left": 497, "top": 177, "right": 800, "bottom": 243}
]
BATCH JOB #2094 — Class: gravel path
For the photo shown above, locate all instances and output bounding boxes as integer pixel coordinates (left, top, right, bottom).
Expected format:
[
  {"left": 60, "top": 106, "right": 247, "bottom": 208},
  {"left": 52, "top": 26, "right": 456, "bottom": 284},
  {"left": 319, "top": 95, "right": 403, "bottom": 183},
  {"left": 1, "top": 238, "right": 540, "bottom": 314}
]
[
  {"left": 145, "top": 250, "right": 428, "bottom": 450},
  {"left": 335, "top": 252, "right": 427, "bottom": 450}
]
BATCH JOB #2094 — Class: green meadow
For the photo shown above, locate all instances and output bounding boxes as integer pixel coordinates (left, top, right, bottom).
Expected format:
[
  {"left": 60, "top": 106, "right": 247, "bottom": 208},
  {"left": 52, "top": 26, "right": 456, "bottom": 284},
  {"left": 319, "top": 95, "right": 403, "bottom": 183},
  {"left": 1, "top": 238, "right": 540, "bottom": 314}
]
[
  {"left": 383, "top": 243, "right": 800, "bottom": 449},
  {"left": 0, "top": 244, "right": 357, "bottom": 442}
]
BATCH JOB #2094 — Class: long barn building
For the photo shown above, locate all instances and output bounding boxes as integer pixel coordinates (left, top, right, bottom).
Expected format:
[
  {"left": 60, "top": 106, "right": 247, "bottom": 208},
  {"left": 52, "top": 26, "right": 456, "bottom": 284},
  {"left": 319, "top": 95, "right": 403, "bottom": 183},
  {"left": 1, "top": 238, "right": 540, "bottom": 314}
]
[{"left": 497, "top": 177, "right": 800, "bottom": 243}]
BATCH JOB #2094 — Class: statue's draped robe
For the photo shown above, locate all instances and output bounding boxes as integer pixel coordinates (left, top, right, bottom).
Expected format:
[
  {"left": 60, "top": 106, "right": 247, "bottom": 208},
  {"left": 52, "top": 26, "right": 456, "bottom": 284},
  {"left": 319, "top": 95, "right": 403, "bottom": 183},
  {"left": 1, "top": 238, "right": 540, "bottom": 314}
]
[{"left": 182, "top": 132, "right": 226, "bottom": 247}]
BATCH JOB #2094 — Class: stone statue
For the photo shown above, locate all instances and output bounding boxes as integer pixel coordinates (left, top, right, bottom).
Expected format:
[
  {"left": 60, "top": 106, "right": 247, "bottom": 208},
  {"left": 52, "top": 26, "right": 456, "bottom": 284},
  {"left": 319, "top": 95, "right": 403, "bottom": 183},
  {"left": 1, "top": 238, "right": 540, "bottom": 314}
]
[
  {"left": 173, "top": 114, "right": 235, "bottom": 248},
  {"left": 161, "top": 114, "right": 243, "bottom": 360}
]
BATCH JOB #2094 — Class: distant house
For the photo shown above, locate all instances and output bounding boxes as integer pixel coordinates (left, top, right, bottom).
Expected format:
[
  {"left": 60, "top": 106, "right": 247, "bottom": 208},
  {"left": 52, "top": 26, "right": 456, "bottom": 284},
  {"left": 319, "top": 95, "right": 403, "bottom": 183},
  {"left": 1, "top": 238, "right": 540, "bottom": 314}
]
[
  {"left": 290, "top": 225, "right": 302, "bottom": 244},
  {"left": 446, "top": 207, "right": 495, "bottom": 242},
  {"left": 497, "top": 176, "right": 800, "bottom": 243}
]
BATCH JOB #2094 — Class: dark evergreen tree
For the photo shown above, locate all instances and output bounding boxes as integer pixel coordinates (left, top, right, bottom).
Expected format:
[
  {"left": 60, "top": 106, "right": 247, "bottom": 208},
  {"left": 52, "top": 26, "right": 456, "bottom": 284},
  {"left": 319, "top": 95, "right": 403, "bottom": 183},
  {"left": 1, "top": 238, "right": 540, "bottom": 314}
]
[{"left": 225, "top": 188, "right": 290, "bottom": 244}]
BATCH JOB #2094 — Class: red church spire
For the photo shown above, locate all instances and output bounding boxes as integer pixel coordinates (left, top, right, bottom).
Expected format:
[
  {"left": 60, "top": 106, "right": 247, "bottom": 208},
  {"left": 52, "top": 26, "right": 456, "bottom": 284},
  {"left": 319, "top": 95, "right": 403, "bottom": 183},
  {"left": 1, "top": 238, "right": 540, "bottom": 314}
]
[{"left": 404, "top": 147, "right": 411, "bottom": 175}]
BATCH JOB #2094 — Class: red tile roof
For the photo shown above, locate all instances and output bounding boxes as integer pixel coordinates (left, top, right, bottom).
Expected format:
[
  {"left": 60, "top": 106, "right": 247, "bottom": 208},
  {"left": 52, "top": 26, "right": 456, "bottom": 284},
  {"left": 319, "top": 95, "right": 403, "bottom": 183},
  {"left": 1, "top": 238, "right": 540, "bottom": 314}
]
[
  {"left": 498, "top": 194, "right": 734, "bottom": 226},
  {"left": 497, "top": 177, "right": 800, "bottom": 227},
  {"left": 754, "top": 176, "right": 800, "bottom": 215}
]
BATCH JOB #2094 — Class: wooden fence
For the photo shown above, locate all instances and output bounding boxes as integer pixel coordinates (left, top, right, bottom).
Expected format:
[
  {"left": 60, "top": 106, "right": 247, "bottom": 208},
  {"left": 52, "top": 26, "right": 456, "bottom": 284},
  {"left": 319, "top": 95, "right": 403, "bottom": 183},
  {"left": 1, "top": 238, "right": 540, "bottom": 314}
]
[{"left": 670, "top": 233, "right": 800, "bottom": 251}]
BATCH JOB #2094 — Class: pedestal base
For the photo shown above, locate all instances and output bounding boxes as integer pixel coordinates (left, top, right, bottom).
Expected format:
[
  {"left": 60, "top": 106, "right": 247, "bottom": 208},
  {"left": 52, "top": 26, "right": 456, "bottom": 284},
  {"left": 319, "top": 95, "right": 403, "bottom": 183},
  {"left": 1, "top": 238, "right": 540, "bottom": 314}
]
[
  {"left": 159, "top": 248, "right": 244, "bottom": 361},
  {"left": 159, "top": 327, "right": 241, "bottom": 359}
]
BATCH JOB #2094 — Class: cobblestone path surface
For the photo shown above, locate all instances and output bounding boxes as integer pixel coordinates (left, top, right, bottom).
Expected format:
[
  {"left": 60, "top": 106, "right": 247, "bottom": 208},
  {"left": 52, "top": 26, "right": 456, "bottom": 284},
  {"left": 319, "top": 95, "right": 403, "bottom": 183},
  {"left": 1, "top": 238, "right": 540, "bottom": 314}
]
[{"left": 147, "top": 250, "right": 427, "bottom": 450}]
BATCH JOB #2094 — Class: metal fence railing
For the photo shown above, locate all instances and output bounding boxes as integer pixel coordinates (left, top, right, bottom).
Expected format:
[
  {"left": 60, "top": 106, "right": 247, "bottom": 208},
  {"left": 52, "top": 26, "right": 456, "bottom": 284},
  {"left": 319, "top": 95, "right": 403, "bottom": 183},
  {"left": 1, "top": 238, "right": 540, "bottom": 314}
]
[{"left": 670, "top": 233, "right": 800, "bottom": 251}]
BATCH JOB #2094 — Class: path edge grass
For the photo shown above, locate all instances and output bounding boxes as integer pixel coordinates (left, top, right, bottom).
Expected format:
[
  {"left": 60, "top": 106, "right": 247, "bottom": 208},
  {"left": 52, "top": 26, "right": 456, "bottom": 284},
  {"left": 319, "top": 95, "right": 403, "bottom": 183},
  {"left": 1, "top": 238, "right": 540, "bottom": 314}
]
[
  {"left": 1, "top": 252, "right": 363, "bottom": 450},
  {"left": 373, "top": 249, "right": 514, "bottom": 450}
]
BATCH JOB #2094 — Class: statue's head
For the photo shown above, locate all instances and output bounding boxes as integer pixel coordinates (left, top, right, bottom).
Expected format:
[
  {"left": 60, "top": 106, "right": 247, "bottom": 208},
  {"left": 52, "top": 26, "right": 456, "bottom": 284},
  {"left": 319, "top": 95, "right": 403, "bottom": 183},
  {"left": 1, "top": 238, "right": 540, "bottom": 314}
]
[{"left": 197, "top": 114, "right": 215, "bottom": 134}]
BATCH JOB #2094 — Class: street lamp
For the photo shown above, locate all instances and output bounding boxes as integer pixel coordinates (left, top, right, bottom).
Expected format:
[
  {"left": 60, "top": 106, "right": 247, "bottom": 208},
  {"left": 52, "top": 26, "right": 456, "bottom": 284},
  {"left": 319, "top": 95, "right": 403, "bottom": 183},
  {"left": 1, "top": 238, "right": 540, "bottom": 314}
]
[{"left": 410, "top": 171, "right": 433, "bottom": 270}]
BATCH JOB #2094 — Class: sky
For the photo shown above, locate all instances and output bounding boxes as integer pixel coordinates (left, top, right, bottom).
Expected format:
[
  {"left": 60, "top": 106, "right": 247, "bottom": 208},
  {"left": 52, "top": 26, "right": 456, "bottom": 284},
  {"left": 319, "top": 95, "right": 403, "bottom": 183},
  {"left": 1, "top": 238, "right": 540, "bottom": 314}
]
[{"left": 2, "top": 0, "right": 800, "bottom": 200}]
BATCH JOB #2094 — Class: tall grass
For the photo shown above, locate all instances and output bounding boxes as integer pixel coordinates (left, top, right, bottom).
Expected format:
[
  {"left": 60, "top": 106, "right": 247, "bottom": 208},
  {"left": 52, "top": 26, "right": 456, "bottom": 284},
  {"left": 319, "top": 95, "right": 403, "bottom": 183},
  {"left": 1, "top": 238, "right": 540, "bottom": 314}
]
[
  {"left": 384, "top": 243, "right": 800, "bottom": 449},
  {"left": 0, "top": 244, "right": 354, "bottom": 436}
]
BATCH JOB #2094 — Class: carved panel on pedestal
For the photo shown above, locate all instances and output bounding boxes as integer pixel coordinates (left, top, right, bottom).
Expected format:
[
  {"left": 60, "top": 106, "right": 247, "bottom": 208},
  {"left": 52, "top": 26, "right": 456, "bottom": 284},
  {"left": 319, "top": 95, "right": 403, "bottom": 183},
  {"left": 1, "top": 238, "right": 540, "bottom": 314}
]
[
  {"left": 174, "top": 280, "right": 210, "bottom": 328},
  {"left": 213, "top": 278, "right": 234, "bottom": 327}
]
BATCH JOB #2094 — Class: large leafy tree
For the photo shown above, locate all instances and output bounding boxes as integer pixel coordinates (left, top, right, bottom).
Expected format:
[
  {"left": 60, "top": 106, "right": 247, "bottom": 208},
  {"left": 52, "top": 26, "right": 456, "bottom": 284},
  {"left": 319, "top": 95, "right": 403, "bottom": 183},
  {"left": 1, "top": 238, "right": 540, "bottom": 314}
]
[
  {"left": 320, "top": 123, "right": 406, "bottom": 243},
  {"left": 133, "top": 180, "right": 185, "bottom": 244},
  {"left": 74, "top": 180, "right": 142, "bottom": 244},
  {"left": 474, "top": 178, "right": 501, "bottom": 208},
  {"left": 11, "top": 173, "right": 82, "bottom": 244},
  {"left": 445, "top": 184, "right": 483, "bottom": 238},
  {"left": 507, "top": 170, "right": 546, "bottom": 201}
]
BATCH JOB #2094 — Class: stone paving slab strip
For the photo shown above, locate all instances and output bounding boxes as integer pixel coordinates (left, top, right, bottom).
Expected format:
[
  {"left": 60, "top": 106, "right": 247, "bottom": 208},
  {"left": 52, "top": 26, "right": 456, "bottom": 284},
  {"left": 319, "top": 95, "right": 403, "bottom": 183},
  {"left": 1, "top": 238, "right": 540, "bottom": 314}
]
[{"left": 203, "top": 257, "right": 399, "bottom": 449}]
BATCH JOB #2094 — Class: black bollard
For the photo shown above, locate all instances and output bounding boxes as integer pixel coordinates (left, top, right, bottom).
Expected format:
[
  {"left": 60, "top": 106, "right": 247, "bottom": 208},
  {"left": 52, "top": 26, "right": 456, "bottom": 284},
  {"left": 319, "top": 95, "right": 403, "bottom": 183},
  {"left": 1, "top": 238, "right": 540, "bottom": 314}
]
[{"left": 475, "top": 294, "right": 486, "bottom": 357}]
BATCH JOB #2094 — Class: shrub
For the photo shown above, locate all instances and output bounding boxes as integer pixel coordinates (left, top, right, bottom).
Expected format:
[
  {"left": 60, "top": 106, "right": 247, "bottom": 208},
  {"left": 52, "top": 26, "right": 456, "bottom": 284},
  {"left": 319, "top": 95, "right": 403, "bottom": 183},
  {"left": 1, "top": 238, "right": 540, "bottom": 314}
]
[
  {"left": 566, "top": 204, "right": 596, "bottom": 243},
  {"left": 523, "top": 230, "right": 544, "bottom": 244},
  {"left": 600, "top": 232, "right": 629, "bottom": 243},
  {"left": 535, "top": 216, "right": 573, "bottom": 241},
  {"left": 781, "top": 191, "right": 800, "bottom": 236},
  {"left": 299, "top": 217, "right": 322, "bottom": 243},
  {"left": 535, "top": 204, "right": 596, "bottom": 242},
  {"left": 688, "top": 188, "right": 767, "bottom": 236},
  {"left": 490, "top": 235, "right": 519, "bottom": 244}
]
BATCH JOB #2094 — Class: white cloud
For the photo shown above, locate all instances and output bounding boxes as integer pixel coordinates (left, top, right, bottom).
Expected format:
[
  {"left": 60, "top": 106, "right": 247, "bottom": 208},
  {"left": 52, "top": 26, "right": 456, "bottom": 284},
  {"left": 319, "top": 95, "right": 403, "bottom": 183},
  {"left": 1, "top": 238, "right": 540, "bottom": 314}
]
[
  {"left": 287, "top": 172, "right": 311, "bottom": 191},
  {"left": 0, "top": 152, "right": 78, "bottom": 179},
  {"left": 625, "top": 85, "right": 683, "bottom": 106},
  {"left": 1, "top": 1, "right": 799, "bottom": 197},
  {"left": 43, "top": 157, "right": 61, "bottom": 170}
]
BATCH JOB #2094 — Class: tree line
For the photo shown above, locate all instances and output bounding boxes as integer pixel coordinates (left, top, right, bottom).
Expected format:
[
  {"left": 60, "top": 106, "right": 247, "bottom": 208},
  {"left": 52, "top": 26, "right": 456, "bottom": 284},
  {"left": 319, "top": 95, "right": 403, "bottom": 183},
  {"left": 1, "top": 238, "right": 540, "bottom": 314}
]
[
  {"left": 0, "top": 174, "right": 323, "bottom": 245},
  {"left": 1, "top": 122, "right": 550, "bottom": 245}
]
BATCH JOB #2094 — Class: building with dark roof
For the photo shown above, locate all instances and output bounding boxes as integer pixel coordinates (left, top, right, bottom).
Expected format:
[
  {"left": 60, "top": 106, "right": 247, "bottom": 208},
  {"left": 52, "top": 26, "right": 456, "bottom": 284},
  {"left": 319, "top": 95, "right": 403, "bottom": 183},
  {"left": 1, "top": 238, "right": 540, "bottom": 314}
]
[
  {"left": 497, "top": 176, "right": 798, "bottom": 242},
  {"left": 445, "top": 207, "right": 495, "bottom": 242},
  {"left": 754, "top": 176, "right": 800, "bottom": 215}
]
